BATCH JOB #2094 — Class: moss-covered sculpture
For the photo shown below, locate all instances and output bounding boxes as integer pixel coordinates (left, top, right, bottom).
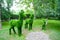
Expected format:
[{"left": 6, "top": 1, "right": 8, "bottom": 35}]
[
  {"left": 25, "top": 18, "right": 30, "bottom": 29},
  {"left": 9, "top": 10, "right": 24, "bottom": 36},
  {"left": 9, "top": 20, "right": 18, "bottom": 34},
  {"left": 25, "top": 14, "right": 34, "bottom": 30},
  {"left": 42, "top": 19, "right": 48, "bottom": 30},
  {"left": 29, "top": 14, "right": 34, "bottom": 30},
  {"left": 18, "top": 10, "right": 24, "bottom": 36}
]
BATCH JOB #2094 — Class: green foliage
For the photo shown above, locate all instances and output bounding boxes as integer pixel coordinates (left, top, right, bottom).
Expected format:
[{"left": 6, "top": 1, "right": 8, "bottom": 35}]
[
  {"left": 25, "top": 18, "right": 30, "bottom": 29},
  {"left": 0, "top": 19, "right": 60, "bottom": 40},
  {"left": 19, "top": 10, "right": 24, "bottom": 20},
  {"left": 9, "top": 10, "right": 25, "bottom": 36},
  {"left": 29, "top": 14, "right": 34, "bottom": 24},
  {"left": 6, "top": 0, "right": 13, "bottom": 6},
  {"left": 29, "top": 14, "right": 34, "bottom": 30},
  {"left": 9, "top": 19, "right": 24, "bottom": 36},
  {"left": 1, "top": 19, "right": 60, "bottom": 40},
  {"left": 25, "top": 14, "right": 34, "bottom": 30},
  {"left": 6, "top": 0, "right": 13, "bottom": 10},
  {"left": 1, "top": 7, "right": 11, "bottom": 21},
  {"left": 32, "top": 0, "right": 60, "bottom": 19},
  {"left": 1, "top": 0, "right": 13, "bottom": 21},
  {"left": 10, "top": 14, "right": 19, "bottom": 19},
  {"left": 9, "top": 19, "right": 18, "bottom": 27},
  {"left": 18, "top": 10, "right": 25, "bottom": 36}
]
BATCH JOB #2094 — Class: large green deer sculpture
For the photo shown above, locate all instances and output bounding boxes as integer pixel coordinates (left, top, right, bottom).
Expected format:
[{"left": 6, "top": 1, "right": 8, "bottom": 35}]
[{"left": 9, "top": 10, "right": 24, "bottom": 36}]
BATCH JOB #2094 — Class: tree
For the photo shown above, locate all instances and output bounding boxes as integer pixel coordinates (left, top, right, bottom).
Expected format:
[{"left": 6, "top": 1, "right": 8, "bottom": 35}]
[
  {"left": 1, "top": 0, "right": 13, "bottom": 21},
  {"left": 0, "top": 0, "right": 4, "bottom": 28},
  {"left": 6, "top": 0, "right": 13, "bottom": 20},
  {"left": 32, "top": 0, "right": 57, "bottom": 19},
  {"left": 1, "top": 7, "right": 10, "bottom": 21},
  {"left": 56, "top": 0, "right": 60, "bottom": 20}
]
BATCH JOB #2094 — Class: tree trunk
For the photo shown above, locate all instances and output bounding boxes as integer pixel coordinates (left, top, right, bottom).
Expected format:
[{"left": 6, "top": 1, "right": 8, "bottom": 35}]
[
  {"left": 0, "top": 11, "right": 1, "bottom": 29},
  {"left": 0, "top": 18, "right": 1, "bottom": 29},
  {"left": 0, "top": 3, "right": 2, "bottom": 29}
]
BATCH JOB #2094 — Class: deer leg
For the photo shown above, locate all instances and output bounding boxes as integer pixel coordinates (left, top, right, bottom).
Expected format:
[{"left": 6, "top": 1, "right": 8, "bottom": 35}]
[
  {"left": 9, "top": 27, "right": 11, "bottom": 35},
  {"left": 12, "top": 26, "right": 16, "bottom": 34}
]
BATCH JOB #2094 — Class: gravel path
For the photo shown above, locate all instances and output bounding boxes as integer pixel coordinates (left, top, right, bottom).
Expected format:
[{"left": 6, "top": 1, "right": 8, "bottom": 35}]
[{"left": 26, "top": 31, "right": 50, "bottom": 40}]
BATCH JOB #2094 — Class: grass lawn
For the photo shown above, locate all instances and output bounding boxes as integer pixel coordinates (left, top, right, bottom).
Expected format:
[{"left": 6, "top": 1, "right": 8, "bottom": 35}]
[{"left": 0, "top": 19, "right": 60, "bottom": 40}]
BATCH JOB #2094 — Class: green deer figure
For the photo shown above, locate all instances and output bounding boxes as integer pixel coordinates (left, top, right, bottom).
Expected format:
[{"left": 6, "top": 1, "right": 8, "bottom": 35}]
[
  {"left": 25, "top": 14, "right": 34, "bottom": 30},
  {"left": 9, "top": 10, "right": 24, "bottom": 36}
]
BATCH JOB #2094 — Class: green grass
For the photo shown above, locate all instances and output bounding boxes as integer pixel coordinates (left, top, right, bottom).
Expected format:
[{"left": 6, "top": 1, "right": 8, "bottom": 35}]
[{"left": 0, "top": 19, "right": 60, "bottom": 40}]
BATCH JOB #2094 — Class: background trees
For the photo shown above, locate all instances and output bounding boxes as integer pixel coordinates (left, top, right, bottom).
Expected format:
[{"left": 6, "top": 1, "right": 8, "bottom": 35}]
[
  {"left": 1, "top": 0, "right": 60, "bottom": 21},
  {"left": 32, "top": 0, "right": 56, "bottom": 18},
  {"left": 1, "top": 0, "right": 13, "bottom": 21}
]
